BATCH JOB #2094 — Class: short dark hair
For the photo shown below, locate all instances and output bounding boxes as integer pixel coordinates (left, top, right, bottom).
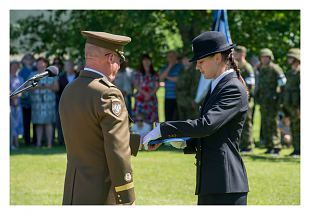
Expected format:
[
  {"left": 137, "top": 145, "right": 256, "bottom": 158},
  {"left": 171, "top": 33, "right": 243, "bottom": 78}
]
[{"left": 36, "top": 57, "right": 49, "bottom": 65}]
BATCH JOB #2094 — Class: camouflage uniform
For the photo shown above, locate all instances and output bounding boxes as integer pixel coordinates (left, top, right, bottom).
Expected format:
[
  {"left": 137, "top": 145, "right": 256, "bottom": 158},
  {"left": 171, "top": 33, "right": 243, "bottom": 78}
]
[
  {"left": 282, "top": 48, "right": 300, "bottom": 154},
  {"left": 176, "top": 64, "right": 200, "bottom": 120},
  {"left": 256, "top": 48, "right": 286, "bottom": 151},
  {"left": 235, "top": 46, "right": 255, "bottom": 151}
]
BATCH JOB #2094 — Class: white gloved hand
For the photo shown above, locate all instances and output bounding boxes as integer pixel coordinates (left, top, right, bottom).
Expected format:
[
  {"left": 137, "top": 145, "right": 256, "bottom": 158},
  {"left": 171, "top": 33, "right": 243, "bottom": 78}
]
[
  {"left": 170, "top": 141, "right": 187, "bottom": 149},
  {"left": 142, "top": 124, "right": 162, "bottom": 146}
]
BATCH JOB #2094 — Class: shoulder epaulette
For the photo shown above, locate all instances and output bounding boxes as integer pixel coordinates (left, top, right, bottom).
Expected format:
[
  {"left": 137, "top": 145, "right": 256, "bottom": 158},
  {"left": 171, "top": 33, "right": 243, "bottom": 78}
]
[{"left": 99, "top": 76, "right": 116, "bottom": 88}]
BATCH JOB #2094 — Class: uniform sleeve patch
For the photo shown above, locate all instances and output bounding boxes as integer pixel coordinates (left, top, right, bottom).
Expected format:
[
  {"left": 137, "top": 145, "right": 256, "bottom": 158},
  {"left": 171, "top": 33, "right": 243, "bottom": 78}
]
[{"left": 111, "top": 99, "right": 122, "bottom": 116}]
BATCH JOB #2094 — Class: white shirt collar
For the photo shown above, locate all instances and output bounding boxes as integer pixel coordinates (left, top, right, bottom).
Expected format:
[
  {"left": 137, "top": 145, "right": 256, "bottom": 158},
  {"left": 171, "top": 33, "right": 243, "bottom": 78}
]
[
  {"left": 84, "top": 67, "right": 105, "bottom": 78},
  {"left": 211, "top": 69, "right": 234, "bottom": 93},
  {"left": 84, "top": 67, "right": 113, "bottom": 84}
]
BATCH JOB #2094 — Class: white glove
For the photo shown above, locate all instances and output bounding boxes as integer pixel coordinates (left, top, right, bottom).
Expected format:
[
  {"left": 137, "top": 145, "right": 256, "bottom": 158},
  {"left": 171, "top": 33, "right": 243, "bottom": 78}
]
[
  {"left": 170, "top": 141, "right": 187, "bottom": 149},
  {"left": 142, "top": 124, "right": 162, "bottom": 146}
]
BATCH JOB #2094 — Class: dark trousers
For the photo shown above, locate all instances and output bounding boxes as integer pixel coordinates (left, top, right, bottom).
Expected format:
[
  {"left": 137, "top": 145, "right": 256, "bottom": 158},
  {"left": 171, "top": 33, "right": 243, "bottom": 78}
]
[
  {"left": 55, "top": 99, "right": 64, "bottom": 145},
  {"left": 55, "top": 110, "right": 64, "bottom": 145},
  {"left": 126, "top": 94, "right": 133, "bottom": 118},
  {"left": 198, "top": 193, "right": 247, "bottom": 205},
  {"left": 165, "top": 98, "right": 178, "bottom": 121},
  {"left": 22, "top": 107, "right": 36, "bottom": 145}
]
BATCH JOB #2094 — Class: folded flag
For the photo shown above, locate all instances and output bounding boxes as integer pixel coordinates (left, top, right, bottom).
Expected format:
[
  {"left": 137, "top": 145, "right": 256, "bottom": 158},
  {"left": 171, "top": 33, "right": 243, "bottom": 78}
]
[{"left": 149, "top": 137, "right": 190, "bottom": 149}]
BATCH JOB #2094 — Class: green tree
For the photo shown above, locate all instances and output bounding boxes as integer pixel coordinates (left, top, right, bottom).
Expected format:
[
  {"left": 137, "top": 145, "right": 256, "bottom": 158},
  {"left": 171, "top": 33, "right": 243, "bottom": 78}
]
[
  {"left": 10, "top": 10, "right": 300, "bottom": 70},
  {"left": 229, "top": 10, "right": 300, "bottom": 67}
]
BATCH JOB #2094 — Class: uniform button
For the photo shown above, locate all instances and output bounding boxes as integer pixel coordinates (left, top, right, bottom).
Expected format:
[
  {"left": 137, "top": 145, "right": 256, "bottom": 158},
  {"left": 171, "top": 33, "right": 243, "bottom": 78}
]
[
  {"left": 118, "top": 195, "right": 121, "bottom": 197},
  {"left": 119, "top": 199, "right": 122, "bottom": 203}
]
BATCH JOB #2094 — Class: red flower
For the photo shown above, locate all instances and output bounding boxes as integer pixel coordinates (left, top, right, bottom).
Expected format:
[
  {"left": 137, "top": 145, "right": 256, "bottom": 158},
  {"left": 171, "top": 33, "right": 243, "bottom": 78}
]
[{"left": 143, "top": 86, "right": 150, "bottom": 92}]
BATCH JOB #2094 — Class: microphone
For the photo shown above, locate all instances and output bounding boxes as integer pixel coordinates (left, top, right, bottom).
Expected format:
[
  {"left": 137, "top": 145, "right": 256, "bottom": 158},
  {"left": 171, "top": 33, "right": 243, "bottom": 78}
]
[
  {"left": 29, "top": 66, "right": 59, "bottom": 81},
  {"left": 10, "top": 66, "right": 59, "bottom": 98}
]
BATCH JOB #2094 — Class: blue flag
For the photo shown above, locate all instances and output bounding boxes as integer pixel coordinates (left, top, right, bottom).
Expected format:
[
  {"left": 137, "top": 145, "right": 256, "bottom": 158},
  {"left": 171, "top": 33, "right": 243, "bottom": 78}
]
[
  {"left": 195, "top": 10, "right": 232, "bottom": 104},
  {"left": 212, "top": 10, "right": 232, "bottom": 43}
]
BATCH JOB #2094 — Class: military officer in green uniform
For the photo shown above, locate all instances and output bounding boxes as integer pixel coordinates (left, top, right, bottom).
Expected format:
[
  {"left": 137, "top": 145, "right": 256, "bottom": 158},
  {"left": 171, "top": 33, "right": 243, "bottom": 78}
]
[
  {"left": 282, "top": 48, "right": 300, "bottom": 156},
  {"left": 176, "top": 55, "right": 200, "bottom": 120},
  {"left": 234, "top": 46, "right": 255, "bottom": 152},
  {"left": 59, "top": 31, "right": 138, "bottom": 205},
  {"left": 256, "top": 48, "right": 287, "bottom": 155}
]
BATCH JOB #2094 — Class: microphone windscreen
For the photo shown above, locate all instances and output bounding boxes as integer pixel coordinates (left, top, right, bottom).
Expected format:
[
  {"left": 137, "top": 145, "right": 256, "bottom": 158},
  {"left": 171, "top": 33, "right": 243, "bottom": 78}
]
[{"left": 45, "top": 66, "right": 59, "bottom": 77}]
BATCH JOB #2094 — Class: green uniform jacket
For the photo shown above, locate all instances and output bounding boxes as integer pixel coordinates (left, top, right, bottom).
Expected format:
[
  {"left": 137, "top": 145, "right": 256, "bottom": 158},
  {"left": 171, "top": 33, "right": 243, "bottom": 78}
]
[
  {"left": 256, "top": 62, "right": 284, "bottom": 104},
  {"left": 176, "top": 65, "right": 200, "bottom": 119},
  {"left": 239, "top": 60, "right": 255, "bottom": 96},
  {"left": 282, "top": 68, "right": 300, "bottom": 108},
  {"left": 59, "top": 70, "right": 135, "bottom": 205}
]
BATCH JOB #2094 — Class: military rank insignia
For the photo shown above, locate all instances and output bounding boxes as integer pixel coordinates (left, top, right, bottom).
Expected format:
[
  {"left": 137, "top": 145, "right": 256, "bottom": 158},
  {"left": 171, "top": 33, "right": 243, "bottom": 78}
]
[{"left": 112, "top": 100, "right": 121, "bottom": 116}]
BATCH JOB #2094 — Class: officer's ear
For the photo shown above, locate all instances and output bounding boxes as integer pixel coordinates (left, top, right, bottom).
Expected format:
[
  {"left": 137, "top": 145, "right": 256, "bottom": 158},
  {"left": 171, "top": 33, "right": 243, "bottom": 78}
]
[{"left": 105, "top": 53, "right": 114, "bottom": 64}]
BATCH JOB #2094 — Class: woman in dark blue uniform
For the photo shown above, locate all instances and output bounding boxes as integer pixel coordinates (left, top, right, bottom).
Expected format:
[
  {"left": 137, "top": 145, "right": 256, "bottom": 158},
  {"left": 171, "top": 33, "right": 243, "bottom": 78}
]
[{"left": 143, "top": 31, "right": 249, "bottom": 205}]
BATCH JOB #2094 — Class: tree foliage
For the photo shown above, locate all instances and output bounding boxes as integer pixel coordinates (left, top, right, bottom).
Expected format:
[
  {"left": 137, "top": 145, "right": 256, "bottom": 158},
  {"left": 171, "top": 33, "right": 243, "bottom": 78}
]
[
  {"left": 229, "top": 10, "right": 300, "bottom": 67},
  {"left": 10, "top": 10, "right": 300, "bottom": 70}
]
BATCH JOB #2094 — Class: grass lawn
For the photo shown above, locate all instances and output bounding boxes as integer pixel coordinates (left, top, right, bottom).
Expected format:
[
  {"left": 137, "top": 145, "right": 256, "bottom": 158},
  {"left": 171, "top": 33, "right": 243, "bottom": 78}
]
[
  {"left": 10, "top": 87, "right": 300, "bottom": 205},
  {"left": 10, "top": 146, "right": 300, "bottom": 205}
]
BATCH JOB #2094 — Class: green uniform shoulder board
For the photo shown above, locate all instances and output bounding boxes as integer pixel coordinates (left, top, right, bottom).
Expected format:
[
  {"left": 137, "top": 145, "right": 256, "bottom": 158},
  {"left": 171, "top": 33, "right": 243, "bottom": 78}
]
[{"left": 99, "top": 76, "right": 115, "bottom": 88}]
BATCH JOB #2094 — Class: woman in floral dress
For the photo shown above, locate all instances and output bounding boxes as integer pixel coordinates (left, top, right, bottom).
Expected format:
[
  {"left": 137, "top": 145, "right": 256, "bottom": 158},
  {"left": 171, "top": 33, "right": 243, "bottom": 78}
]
[{"left": 133, "top": 54, "right": 159, "bottom": 124}]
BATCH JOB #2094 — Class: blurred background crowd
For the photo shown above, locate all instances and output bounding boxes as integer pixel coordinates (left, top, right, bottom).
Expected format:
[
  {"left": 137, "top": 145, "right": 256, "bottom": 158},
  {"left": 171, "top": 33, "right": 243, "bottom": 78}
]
[{"left": 10, "top": 45, "right": 300, "bottom": 157}]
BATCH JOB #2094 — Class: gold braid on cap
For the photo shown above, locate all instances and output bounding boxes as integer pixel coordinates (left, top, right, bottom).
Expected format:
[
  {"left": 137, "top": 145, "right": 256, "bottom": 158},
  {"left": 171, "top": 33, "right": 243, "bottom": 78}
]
[{"left": 115, "top": 49, "right": 125, "bottom": 62}]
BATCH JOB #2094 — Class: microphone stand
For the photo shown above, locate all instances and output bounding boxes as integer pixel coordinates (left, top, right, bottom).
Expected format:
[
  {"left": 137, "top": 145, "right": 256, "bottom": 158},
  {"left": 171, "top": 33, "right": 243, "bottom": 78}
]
[{"left": 10, "top": 79, "right": 39, "bottom": 98}]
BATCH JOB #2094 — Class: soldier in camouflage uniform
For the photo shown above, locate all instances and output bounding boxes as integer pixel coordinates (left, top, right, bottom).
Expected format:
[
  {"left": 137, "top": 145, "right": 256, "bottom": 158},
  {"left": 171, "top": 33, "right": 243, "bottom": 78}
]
[
  {"left": 234, "top": 46, "right": 255, "bottom": 152},
  {"left": 176, "top": 55, "right": 200, "bottom": 120},
  {"left": 256, "top": 48, "right": 287, "bottom": 155},
  {"left": 282, "top": 48, "right": 300, "bottom": 156}
]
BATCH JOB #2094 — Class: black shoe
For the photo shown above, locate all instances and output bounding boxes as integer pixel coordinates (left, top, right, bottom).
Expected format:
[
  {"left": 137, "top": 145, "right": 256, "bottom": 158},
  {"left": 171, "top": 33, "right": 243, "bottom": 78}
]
[
  {"left": 272, "top": 148, "right": 281, "bottom": 155},
  {"left": 240, "top": 148, "right": 253, "bottom": 153},
  {"left": 290, "top": 150, "right": 300, "bottom": 157},
  {"left": 265, "top": 148, "right": 280, "bottom": 155},
  {"left": 264, "top": 148, "right": 272, "bottom": 154}
]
